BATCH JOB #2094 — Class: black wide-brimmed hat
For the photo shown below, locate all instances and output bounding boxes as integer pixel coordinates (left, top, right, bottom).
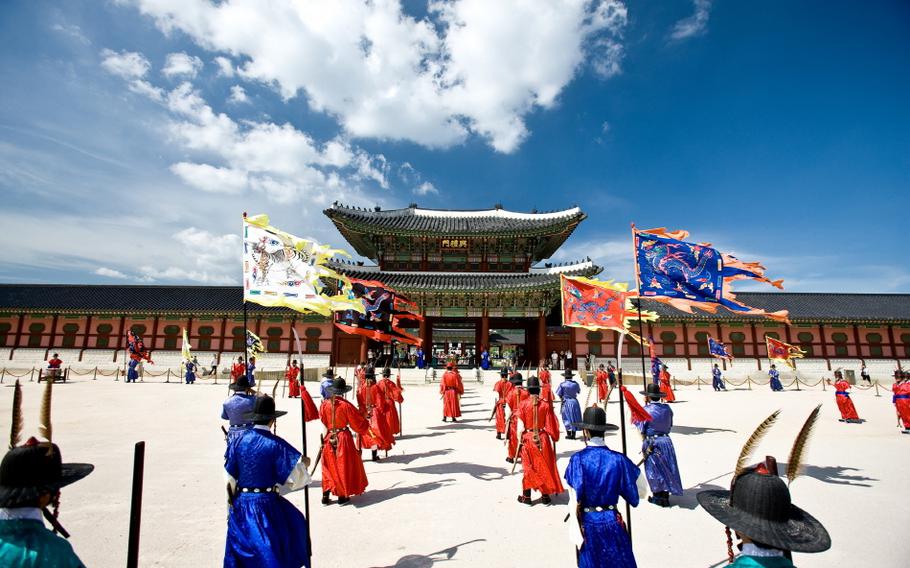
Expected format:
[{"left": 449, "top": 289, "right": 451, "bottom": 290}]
[
  {"left": 322, "top": 368, "right": 335, "bottom": 380},
  {"left": 640, "top": 383, "right": 666, "bottom": 399},
  {"left": 526, "top": 376, "right": 541, "bottom": 395},
  {"left": 509, "top": 372, "right": 524, "bottom": 386},
  {"left": 572, "top": 406, "right": 619, "bottom": 432},
  {"left": 364, "top": 367, "right": 377, "bottom": 380},
  {"left": 229, "top": 376, "right": 252, "bottom": 391},
  {"left": 327, "top": 377, "right": 353, "bottom": 395},
  {"left": 0, "top": 441, "right": 94, "bottom": 508},
  {"left": 697, "top": 461, "right": 831, "bottom": 553},
  {"left": 499, "top": 367, "right": 509, "bottom": 378},
  {"left": 242, "top": 395, "right": 287, "bottom": 422},
  {"left": 563, "top": 368, "right": 575, "bottom": 379},
  {"left": 382, "top": 367, "right": 392, "bottom": 377}
]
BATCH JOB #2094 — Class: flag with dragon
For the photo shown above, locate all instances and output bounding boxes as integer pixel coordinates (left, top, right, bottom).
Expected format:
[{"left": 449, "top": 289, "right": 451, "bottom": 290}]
[
  {"left": 633, "top": 225, "right": 789, "bottom": 323},
  {"left": 334, "top": 278, "right": 423, "bottom": 346},
  {"left": 708, "top": 336, "right": 733, "bottom": 360},
  {"left": 765, "top": 336, "right": 805, "bottom": 369},
  {"left": 243, "top": 214, "right": 364, "bottom": 316},
  {"left": 560, "top": 275, "right": 657, "bottom": 343}
]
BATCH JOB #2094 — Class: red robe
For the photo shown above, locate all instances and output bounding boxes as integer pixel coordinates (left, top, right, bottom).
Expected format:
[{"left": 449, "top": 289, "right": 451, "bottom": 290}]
[
  {"left": 357, "top": 383, "right": 395, "bottom": 451},
  {"left": 378, "top": 378, "right": 404, "bottom": 435},
  {"left": 300, "top": 385, "right": 319, "bottom": 422},
  {"left": 517, "top": 396, "right": 565, "bottom": 495},
  {"left": 506, "top": 387, "right": 530, "bottom": 460},
  {"left": 286, "top": 366, "right": 301, "bottom": 398},
  {"left": 319, "top": 397, "right": 370, "bottom": 497},
  {"left": 439, "top": 370, "right": 464, "bottom": 418},
  {"left": 894, "top": 382, "right": 910, "bottom": 429},
  {"left": 538, "top": 368, "right": 551, "bottom": 385},
  {"left": 493, "top": 379, "right": 513, "bottom": 434},
  {"left": 595, "top": 370, "right": 608, "bottom": 402},
  {"left": 230, "top": 362, "right": 245, "bottom": 382},
  {"left": 834, "top": 380, "right": 860, "bottom": 420},
  {"left": 659, "top": 370, "right": 677, "bottom": 402}
]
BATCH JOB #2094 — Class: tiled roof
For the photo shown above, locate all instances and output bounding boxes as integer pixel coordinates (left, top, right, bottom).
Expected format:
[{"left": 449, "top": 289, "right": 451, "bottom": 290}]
[{"left": 636, "top": 293, "right": 910, "bottom": 323}]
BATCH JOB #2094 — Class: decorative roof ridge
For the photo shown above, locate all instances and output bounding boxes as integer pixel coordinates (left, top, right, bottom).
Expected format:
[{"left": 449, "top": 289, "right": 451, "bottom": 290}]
[
  {"left": 530, "top": 258, "right": 594, "bottom": 274},
  {"left": 335, "top": 266, "right": 598, "bottom": 278},
  {"left": 327, "top": 201, "right": 583, "bottom": 220}
]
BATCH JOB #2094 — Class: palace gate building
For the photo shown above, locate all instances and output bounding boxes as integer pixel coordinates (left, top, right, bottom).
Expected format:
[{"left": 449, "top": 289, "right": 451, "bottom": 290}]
[{"left": 1, "top": 203, "right": 910, "bottom": 380}]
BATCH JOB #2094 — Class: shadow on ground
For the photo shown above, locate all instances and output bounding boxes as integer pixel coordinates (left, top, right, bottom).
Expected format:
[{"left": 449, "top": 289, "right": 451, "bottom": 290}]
[
  {"left": 673, "top": 482, "right": 727, "bottom": 510},
  {"left": 380, "top": 448, "right": 454, "bottom": 464},
  {"left": 405, "top": 461, "right": 508, "bottom": 481},
  {"left": 673, "top": 425, "right": 737, "bottom": 436},
  {"left": 353, "top": 479, "right": 457, "bottom": 508},
  {"left": 368, "top": 539, "right": 486, "bottom": 567},
  {"left": 779, "top": 462, "right": 878, "bottom": 487}
]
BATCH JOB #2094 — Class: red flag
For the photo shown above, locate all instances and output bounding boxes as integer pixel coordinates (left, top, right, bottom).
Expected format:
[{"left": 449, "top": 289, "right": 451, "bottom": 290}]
[
  {"left": 766, "top": 336, "right": 805, "bottom": 369},
  {"left": 621, "top": 386, "right": 653, "bottom": 425}
]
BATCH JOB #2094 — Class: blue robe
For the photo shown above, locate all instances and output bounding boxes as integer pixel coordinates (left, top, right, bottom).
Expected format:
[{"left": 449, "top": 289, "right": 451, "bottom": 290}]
[
  {"left": 246, "top": 362, "right": 256, "bottom": 387},
  {"left": 185, "top": 362, "right": 196, "bottom": 384},
  {"left": 224, "top": 429, "right": 310, "bottom": 568},
  {"left": 712, "top": 367, "right": 726, "bottom": 390},
  {"left": 416, "top": 349, "right": 425, "bottom": 369},
  {"left": 320, "top": 378, "right": 333, "bottom": 400},
  {"left": 637, "top": 403, "right": 683, "bottom": 495},
  {"left": 769, "top": 369, "right": 783, "bottom": 391},
  {"left": 480, "top": 350, "right": 490, "bottom": 370},
  {"left": 554, "top": 379, "right": 582, "bottom": 432},
  {"left": 127, "top": 359, "right": 140, "bottom": 382},
  {"left": 221, "top": 393, "right": 256, "bottom": 443},
  {"left": 564, "top": 445, "right": 640, "bottom": 568},
  {"left": 0, "top": 511, "right": 83, "bottom": 568}
]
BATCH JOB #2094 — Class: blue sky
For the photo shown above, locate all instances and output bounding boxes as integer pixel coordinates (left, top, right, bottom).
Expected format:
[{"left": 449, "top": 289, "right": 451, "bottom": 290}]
[{"left": 1, "top": 0, "right": 907, "bottom": 292}]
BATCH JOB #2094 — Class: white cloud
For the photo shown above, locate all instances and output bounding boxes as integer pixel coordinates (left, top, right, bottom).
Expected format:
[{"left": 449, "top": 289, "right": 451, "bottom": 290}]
[
  {"left": 414, "top": 181, "right": 438, "bottom": 195},
  {"left": 228, "top": 84, "right": 248, "bottom": 104},
  {"left": 601, "top": 121, "right": 610, "bottom": 133},
  {"left": 126, "top": 0, "right": 629, "bottom": 153},
  {"left": 51, "top": 23, "right": 91, "bottom": 45},
  {"left": 213, "top": 56, "right": 235, "bottom": 77},
  {"left": 162, "top": 52, "right": 204, "bottom": 78},
  {"left": 670, "top": 0, "right": 712, "bottom": 41},
  {"left": 169, "top": 162, "right": 247, "bottom": 193},
  {"left": 137, "top": 227, "right": 240, "bottom": 284},
  {"left": 100, "top": 49, "right": 151, "bottom": 79},
  {"left": 127, "top": 79, "right": 165, "bottom": 102},
  {"left": 95, "top": 267, "right": 129, "bottom": 279}
]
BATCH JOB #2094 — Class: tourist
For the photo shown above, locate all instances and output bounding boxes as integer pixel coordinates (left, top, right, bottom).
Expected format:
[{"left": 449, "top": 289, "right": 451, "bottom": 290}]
[
  {"left": 209, "top": 355, "right": 218, "bottom": 377},
  {"left": 505, "top": 373, "right": 529, "bottom": 463},
  {"left": 246, "top": 355, "right": 257, "bottom": 387},
  {"left": 439, "top": 362, "right": 464, "bottom": 423},
  {"left": 893, "top": 371, "right": 910, "bottom": 434},
  {"left": 565, "top": 406, "right": 643, "bottom": 568},
  {"left": 287, "top": 359, "right": 302, "bottom": 398},
  {"left": 492, "top": 367, "right": 512, "bottom": 440},
  {"left": 224, "top": 395, "right": 312, "bottom": 568},
  {"left": 184, "top": 357, "right": 196, "bottom": 384},
  {"left": 554, "top": 368, "right": 582, "bottom": 440},
  {"left": 595, "top": 364, "right": 609, "bottom": 403},
  {"left": 768, "top": 364, "right": 784, "bottom": 391},
  {"left": 377, "top": 367, "right": 404, "bottom": 437},
  {"left": 565, "top": 349, "right": 573, "bottom": 370},
  {"left": 416, "top": 346, "right": 425, "bottom": 369},
  {"left": 658, "top": 364, "right": 677, "bottom": 402},
  {"left": 516, "top": 376, "right": 563, "bottom": 505},
  {"left": 550, "top": 350, "right": 559, "bottom": 370},
  {"left": 319, "top": 369, "right": 335, "bottom": 400},
  {"left": 480, "top": 346, "right": 490, "bottom": 370},
  {"left": 230, "top": 356, "right": 245, "bottom": 384},
  {"left": 357, "top": 367, "right": 394, "bottom": 461},
  {"left": 697, "top": 412, "right": 831, "bottom": 568},
  {"left": 832, "top": 370, "right": 861, "bottom": 423},
  {"left": 0, "top": 381, "right": 94, "bottom": 567},
  {"left": 367, "top": 348, "right": 375, "bottom": 364},
  {"left": 319, "top": 378, "right": 370, "bottom": 505},
  {"left": 45, "top": 352, "right": 63, "bottom": 382},
  {"left": 221, "top": 376, "right": 255, "bottom": 444},
  {"left": 860, "top": 363, "right": 871, "bottom": 385},
  {"left": 638, "top": 383, "right": 683, "bottom": 507},
  {"left": 712, "top": 363, "right": 727, "bottom": 391}
]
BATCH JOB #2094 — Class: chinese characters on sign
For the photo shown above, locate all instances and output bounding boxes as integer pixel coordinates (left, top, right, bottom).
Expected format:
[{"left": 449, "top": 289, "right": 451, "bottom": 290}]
[{"left": 440, "top": 238, "right": 469, "bottom": 249}]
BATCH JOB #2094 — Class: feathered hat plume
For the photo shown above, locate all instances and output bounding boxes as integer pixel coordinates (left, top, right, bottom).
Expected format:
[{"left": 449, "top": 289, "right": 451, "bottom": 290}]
[
  {"left": 786, "top": 405, "right": 821, "bottom": 486},
  {"left": 733, "top": 410, "right": 780, "bottom": 482},
  {"left": 38, "top": 378, "right": 54, "bottom": 455},
  {"left": 9, "top": 380, "right": 23, "bottom": 449}
]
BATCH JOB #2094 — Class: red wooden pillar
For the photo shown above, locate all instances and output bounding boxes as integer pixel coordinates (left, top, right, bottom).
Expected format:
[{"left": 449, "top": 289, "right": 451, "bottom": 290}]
[
  {"left": 359, "top": 335, "right": 368, "bottom": 363},
  {"left": 852, "top": 324, "right": 863, "bottom": 358},
  {"left": 117, "top": 316, "right": 126, "bottom": 353},
  {"left": 480, "top": 312, "right": 490, "bottom": 366},
  {"left": 818, "top": 323, "right": 829, "bottom": 358},
  {"left": 220, "top": 316, "right": 228, "bottom": 353},
  {"left": 186, "top": 315, "right": 194, "bottom": 345},
  {"left": 151, "top": 316, "right": 160, "bottom": 350},
  {"left": 48, "top": 314, "right": 58, "bottom": 350},
  {"left": 681, "top": 322, "right": 690, "bottom": 369},
  {"left": 82, "top": 315, "right": 93, "bottom": 349},
  {"left": 750, "top": 323, "right": 760, "bottom": 357},
  {"left": 537, "top": 312, "right": 547, "bottom": 366},
  {"left": 14, "top": 313, "right": 25, "bottom": 348},
  {"left": 887, "top": 324, "right": 897, "bottom": 358}
]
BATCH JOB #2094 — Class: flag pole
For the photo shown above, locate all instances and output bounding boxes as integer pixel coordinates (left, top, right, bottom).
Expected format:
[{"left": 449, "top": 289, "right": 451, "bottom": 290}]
[
  {"left": 631, "top": 225, "right": 649, "bottom": 390},
  {"left": 242, "top": 212, "right": 249, "bottom": 389},
  {"left": 291, "top": 327, "right": 311, "bottom": 567}
]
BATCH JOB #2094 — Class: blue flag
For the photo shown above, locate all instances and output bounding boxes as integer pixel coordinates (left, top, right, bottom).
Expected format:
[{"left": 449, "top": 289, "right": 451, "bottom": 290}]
[{"left": 708, "top": 336, "right": 732, "bottom": 360}]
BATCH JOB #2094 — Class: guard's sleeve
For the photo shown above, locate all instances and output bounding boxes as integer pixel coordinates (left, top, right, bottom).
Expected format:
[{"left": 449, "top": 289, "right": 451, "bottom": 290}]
[
  {"left": 279, "top": 456, "right": 312, "bottom": 495},
  {"left": 635, "top": 468, "right": 648, "bottom": 500},
  {"left": 221, "top": 402, "right": 229, "bottom": 421},
  {"left": 566, "top": 486, "right": 584, "bottom": 548}
]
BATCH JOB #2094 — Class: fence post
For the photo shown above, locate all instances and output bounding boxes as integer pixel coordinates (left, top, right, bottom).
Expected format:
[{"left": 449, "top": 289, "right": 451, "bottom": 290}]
[
  {"left": 0, "top": 368, "right": 4, "bottom": 384},
  {"left": 165, "top": 368, "right": 171, "bottom": 383},
  {"left": 696, "top": 377, "right": 701, "bottom": 391},
  {"left": 795, "top": 376, "right": 801, "bottom": 391},
  {"left": 821, "top": 377, "right": 826, "bottom": 391},
  {"left": 30, "top": 368, "right": 36, "bottom": 382},
  {"left": 93, "top": 367, "right": 98, "bottom": 381},
  {"left": 874, "top": 381, "right": 881, "bottom": 397},
  {"left": 747, "top": 377, "right": 752, "bottom": 390}
]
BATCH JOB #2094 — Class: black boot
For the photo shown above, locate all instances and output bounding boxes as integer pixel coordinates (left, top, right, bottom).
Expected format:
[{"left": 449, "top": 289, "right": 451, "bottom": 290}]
[
  {"left": 322, "top": 491, "right": 332, "bottom": 505},
  {"left": 338, "top": 496, "right": 350, "bottom": 505},
  {"left": 496, "top": 432, "right": 503, "bottom": 440},
  {"left": 372, "top": 449, "right": 380, "bottom": 462},
  {"left": 517, "top": 489, "right": 532, "bottom": 505},
  {"left": 659, "top": 491, "right": 671, "bottom": 507},
  {"left": 541, "top": 494, "right": 552, "bottom": 505}
]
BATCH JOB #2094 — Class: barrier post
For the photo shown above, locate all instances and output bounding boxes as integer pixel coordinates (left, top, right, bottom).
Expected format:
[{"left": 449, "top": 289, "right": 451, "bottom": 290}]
[
  {"left": 30, "top": 368, "right": 35, "bottom": 382},
  {"left": 0, "top": 368, "right": 4, "bottom": 383},
  {"left": 165, "top": 368, "right": 170, "bottom": 384},
  {"left": 795, "top": 376, "right": 801, "bottom": 391},
  {"left": 696, "top": 377, "right": 702, "bottom": 391},
  {"left": 821, "top": 377, "right": 826, "bottom": 391},
  {"left": 747, "top": 377, "right": 752, "bottom": 390},
  {"left": 93, "top": 367, "right": 98, "bottom": 380},
  {"left": 874, "top": 381, "right": 881, "bottom": 397}
]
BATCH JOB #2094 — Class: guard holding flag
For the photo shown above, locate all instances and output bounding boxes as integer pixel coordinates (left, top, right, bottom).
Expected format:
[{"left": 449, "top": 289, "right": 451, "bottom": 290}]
[
  {"left": 638, "top": 384, "right": 683, "bottom": 507},
  {"left": 769, "top": 365, "right": 784, "bottom": 392},
  {"left": 712, "top": 364, "right": 726, "bottom": 391},
  {"left": 319, "top": 378, "right": 370, "bottom": 505}
]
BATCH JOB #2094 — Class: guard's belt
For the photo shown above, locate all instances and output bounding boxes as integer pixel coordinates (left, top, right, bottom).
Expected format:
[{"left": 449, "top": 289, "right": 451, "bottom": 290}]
[
  {"left": 238, "top": 486, "right": 279, "bottom": 493},
  {"left": 582, "top": 505, "right": 616, "bottom": 513}
]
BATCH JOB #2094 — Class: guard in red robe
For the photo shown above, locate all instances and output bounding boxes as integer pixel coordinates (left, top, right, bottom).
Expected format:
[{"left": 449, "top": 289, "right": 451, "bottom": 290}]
[
  {"left": 505, "top": 373, "right": 529, "bottom": 463},
  {"left": 439, "top": 362, "right": 464, "bottom": 422},
  {"left": 230, "top": 357, "right": 246, "bottom": 383},
  {"left": 538, "top": 361, "right": 552, "bottom": 385},
  {"left": 538, "top": 363, "right": 555, "bottom": 408},
  {"left": 357, "top": 367, "right": 394, "bottom": 460},
  {"left": 492, "top": 368, "right": 513, "bottom": 440},
  {"left": 516, "top": 376, "right": 564, "bottom": 505},
  {"left": 286, "top": 360, "right": 302, "bottom": 398},
  {"left": 377, "top": 367, "right": 404, "bottom": 436},
  {"left": 893, "top": 371, "right": 910, "bottom": 433},
  {"left": 833, "top": 371, "right": 861, "bottom": 423},
  {"left": 319, "top": 377, "right": 370, "bottom": 505},
  {"left": 659, "top": 365, "right": 677, "bottom": 403},
  {"left": 595, "top": 364, "right": 609, "bottom": 402},
  {"left": 293, "top": 363, "right": 319, "bottom": 423}
]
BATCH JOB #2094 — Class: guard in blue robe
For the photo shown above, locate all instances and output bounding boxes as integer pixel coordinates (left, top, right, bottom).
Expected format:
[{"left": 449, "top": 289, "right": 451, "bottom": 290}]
[
  {"left": 565, "top": 406, "right": 644, "bottom": 568},
  {"left": 126, "top": 358, "right": 140, "bottom": 383},
  {"left": 480, "top": 349, "right": 490, "bottom": 370},
  {"left": 416, "top": 348, "right": 425, "bottom": 369},
  {"left": 769, "top": 365, "right": 783, "bottom": 391},
  {"left": 185, "top": 360, "right": 197, "bottom": 384},
  {"left": 224, "top": 394, "right": 311, "bottom": 568},
  {"left": 246, "top": 356, "right": 257, "bottom": 387},
  {"left": 319, "top": 369, "right": 335, "bottom": 400},
  {"left": 221, "top": 377, "right": 256, "bottom": 444},
  {"left": 637, "top": 384, "right": 683, "bottom": 507},
  {"left": 712, "top": 364, "right": 726, "bottom": 391},
  {"left": 555, "top": 373, "right": 582, "bottom": 440}
]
